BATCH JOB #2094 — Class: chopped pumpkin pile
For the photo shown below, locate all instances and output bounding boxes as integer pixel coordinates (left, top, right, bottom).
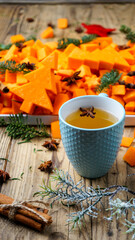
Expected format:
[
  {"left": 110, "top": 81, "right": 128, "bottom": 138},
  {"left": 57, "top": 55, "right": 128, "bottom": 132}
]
[{"left": 1, "top": 34, "right": 135, "bottom": 116}]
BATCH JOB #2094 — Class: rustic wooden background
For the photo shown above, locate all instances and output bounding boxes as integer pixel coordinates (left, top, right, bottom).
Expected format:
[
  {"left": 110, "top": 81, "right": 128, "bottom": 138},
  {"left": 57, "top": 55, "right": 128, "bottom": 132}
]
[{"left": 0, "top": 3, "right": 135, "bottom": 240}]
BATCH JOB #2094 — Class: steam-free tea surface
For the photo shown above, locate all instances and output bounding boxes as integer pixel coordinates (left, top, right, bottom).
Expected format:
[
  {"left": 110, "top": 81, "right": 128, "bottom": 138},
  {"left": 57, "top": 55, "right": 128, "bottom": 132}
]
[{"left": 66, "top": 108, "right": 118, "bottom": 129}]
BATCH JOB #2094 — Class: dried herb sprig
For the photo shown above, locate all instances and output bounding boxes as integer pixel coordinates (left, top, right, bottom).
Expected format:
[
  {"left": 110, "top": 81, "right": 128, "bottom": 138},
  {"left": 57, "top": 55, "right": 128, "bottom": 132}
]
[
  {"left": 0, "top": 60, "right": 35, "bottom": 74},
  {"left": 34, "top": 169, "right": 135, "bottom": 235},
  {"left": 96, "top": 69, "right": 122, "bottom": 92},
  {"left": 57, "top": 34, "right": 97, "bottom": 49},
  {"left": 0, "top": 114, "right": 50, "bottom": 143},
  {"left": 120, "top": 25, "right": 135, "bottom": 43}
]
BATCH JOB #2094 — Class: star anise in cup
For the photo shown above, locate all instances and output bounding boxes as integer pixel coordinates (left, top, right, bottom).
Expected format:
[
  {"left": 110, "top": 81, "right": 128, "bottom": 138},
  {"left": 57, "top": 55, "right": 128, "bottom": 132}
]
[
  {"left": 0, "top": 170, "right": 10, "bottom": 184},
  {"left": 80, "top": 106, "right": 96, "bottom": 118},
  {"left": 42, "top": 139, "right": 59, "bottom": 151}
]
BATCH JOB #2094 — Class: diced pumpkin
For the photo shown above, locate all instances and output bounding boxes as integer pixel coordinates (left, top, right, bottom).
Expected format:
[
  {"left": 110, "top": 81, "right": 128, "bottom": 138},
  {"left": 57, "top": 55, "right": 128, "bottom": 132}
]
[
  {"left": 84, "top": 49, "right": 100, "bottom": 70},
  {"left": 119, "top": 49, "right": 135, "bottom": 65},
  {"left": 111, "top": 95, "right": 125, "bottom": 107},
  {"left": 41, "top": 51, "right": 58, "bottom": 70},
  {"left": 125, "top": 101, "right": 135, "bottom": 112},
  {"left": 40, "top": 27, "right": 54, "bottom": 39},
  {"left": 5, "top": 71, "right": 16, "bottom": 83},
  {"left": 56, "top": 69, "right": 74, "bottom": 77},
  {"left": 24, "top": 39, "right": 35, "bottom": 47},
  {"left": 111, "top": 85, "right": 126, "bottom": 96},
  {"left": 1, "top": 92, "right": 12, "bottom": 107},
  {"left": 73, "top": 88, "right": 86, "bottom": 98},
  {"left": 99, "top": 48, "right": 115, "bottom": 70},
  {"left": 20, "top": 100, "right": 35, "bottom": 115},
  {"left": 0, "top": 107, "right": 13, "bottom": 114},
  {"left": 126, "top": 111, "right": 135, "bottom": 115},
  {"left": 57, "top": 18, "right": 68, "bottom": 29},
  {"left": 53, "top": 93, "right": 69, "bottom": 115},
  {"left": 122, "top": 75, "right": 134, "bottom": 84},
  {"left": 10, "top": 34, "right": 25, "bottom": 43},
  {"left": 77, "top": 64, "right": 91, "bottom": 77},
  {"left": 16, "top": 73, "right": 28, "bottom": 85},
  {"left": 84, "top": 75, "right": 100, "bottom": 89},
  {"left": 68, "top": 47, "right": 85, "bottom": 69},
  {"left": 12, "top": 99, "right": 23, "bottom": 114},
  {"left": 120, "top": 136, "right": 134, "bottom": 147},
  {"left": 37, "top": 46, "right": 51, "bottom": 62},
  {"left": 80, "top": 43, "right": 98, "bottom": 52},
  {"left": 123, "top": 89, "right": 135, "bottom": 103},
  {"left": 44, "top": 41, "right": 58, "bottom": 51},
  {"left": 64, "top": 44, "right": 77, "bottom": 56},
  {"left": 123, "top": 146, "right": 135, "bottom": 166},
  {"left": 4, "top": 44, "right": 17, "bottom": 61},
  {"left": 22, "top": 46, "right": 36, "bottom": 58},
  {"left": 86, "top": 89, "right": 96, "bottom": 95},
  {"left": 51, "top": 120, "right": 61, "bottom": 139}
]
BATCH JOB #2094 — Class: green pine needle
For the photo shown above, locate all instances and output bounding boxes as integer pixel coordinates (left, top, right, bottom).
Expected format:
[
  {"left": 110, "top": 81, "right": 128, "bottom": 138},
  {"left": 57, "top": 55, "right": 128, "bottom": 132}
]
[
  {"left": 96, "top": 69, "right": 122, "bottom": 93},
  {"left": 57, "top": 34, "right": 97, "bottom": 49},
  {"left": 0, "top": 114, "right": 50, "bottom": 143},
  {"left": 120, "top": 25, "right": 135, "bottom": 43},
  {"left": 0, "top": 60, "right": 35, "bottom": 74}
]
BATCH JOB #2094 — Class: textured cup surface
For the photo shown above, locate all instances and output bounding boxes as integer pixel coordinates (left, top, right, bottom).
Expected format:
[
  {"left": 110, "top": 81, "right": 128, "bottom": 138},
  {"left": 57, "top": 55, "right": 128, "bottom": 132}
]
[{"left": 59, "top": 95, "right": 125, "bottom": 178}]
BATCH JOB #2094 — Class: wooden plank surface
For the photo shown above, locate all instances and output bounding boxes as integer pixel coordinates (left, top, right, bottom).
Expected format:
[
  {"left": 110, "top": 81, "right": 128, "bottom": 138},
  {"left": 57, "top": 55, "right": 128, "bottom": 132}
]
[{"left": 0, "top": 3, "right": 135, "bottom": 240}]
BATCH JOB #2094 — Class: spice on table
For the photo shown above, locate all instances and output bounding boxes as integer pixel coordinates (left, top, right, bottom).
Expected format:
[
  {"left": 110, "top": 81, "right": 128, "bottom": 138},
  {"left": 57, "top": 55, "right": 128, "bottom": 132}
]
[
  {"left": 81, "top": 23, "right": 116, "bottom": 37},
  {"left": 0, "top": 170, "right": 10, "bottom": 184},
  {"left": 80, "top": 106, "right": 96, "bottom": 118},
  {"left": 42, "top": 139, "right": 59, "bottom": 151},
  {"left": 38, "top": 160, "right": 52, "bottom": 173},
  {"left": 75, "top": 26, "right": 83, "bottom": 33},
  {"left": 61, "top": 71, "right": 82, "bottom": 86},
  {"left": 47, "top": 22, "right": 55, "bottom": 28},
  {"left": 0, "top": 193, "right": 52, "bottom": 231},
  {"left": 26, "top": 17, "right": 34, "bottom": 23}
]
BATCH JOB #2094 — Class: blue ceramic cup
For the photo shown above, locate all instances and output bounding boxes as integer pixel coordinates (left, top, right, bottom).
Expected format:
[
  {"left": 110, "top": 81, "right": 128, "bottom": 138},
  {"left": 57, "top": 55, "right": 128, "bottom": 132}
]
[{"left": 59, "top": 94, "right": 125, "bottom": 179}]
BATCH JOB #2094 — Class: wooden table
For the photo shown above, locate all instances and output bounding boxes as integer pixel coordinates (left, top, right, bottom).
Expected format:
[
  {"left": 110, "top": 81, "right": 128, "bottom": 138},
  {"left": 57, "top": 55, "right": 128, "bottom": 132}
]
[{"left": 0, "top": 3, "right": 135, "bottom": 240}]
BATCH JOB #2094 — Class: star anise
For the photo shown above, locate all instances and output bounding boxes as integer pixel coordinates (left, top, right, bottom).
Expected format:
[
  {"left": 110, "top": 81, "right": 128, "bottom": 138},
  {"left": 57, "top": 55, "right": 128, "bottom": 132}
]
[
  {"left": 47, "top": 22, "right": 55, "bottom": 28},
  {"left": 61, "top": 71, "right": 82, "bottom": 86},
  {"left": 0, "top": 169, "right": 10, "bottom": 184},
  {"left": 26, "top": 17, "right": 34, "bottom": 23},
  {"left": 38, "top": 160, "right": 52, "bottom": 173},
  {"left": 2, "top": 87, "right": 9, "bottom": 93},
  {"left": 23, "top": 62, "right": 35, "bottom": 70},
  {"left": 16, "top": 42, "right": 26, "bottom": 52},
  {"left": 75, "top": 26, "right": 83, "bottom": 33},
  {"left": 80, "top": 106, "right": 96, "bottom": 118},
  {"left": 42, "top": 139, "right": 59, "bottom": 151},
  {"left": 117, "top": 45, "right": 130, "bottom": 50},
  {"left": 118, "top": 80, "right": 135, "bottom": 89},
  {"left": 127, "top": 71, "right": 135, "bottom": 77}
]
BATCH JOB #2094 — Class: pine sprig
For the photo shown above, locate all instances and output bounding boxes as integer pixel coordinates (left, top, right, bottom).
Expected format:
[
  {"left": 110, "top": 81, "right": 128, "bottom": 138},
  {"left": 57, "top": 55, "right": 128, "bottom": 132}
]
[
  {"left": 120, "top": 25, "right": 135, "bottom": 43},
  {"left": 57, "top": 34, "right": 97, "bottom": 49},
  {"left": 0, "top": 60, "right": 35, "bottom": 74},
  {"left": 96, "top": 69, "right": 122, "bottom": 93},
  {"left": 34, "top": 169, "right": 135, "bottom": 235},
  {"left": 0, "top": 114, "right": 50, "bottom": 143}
]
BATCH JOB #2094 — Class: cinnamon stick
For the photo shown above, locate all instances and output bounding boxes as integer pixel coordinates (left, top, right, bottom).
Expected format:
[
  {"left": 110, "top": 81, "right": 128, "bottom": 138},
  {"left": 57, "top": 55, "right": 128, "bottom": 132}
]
[{"left": 0, "top": 193, "right": 52, "bottom": 231}]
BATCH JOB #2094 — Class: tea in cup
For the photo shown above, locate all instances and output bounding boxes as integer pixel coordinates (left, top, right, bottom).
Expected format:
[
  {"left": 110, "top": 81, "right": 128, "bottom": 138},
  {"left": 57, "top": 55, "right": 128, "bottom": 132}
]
[{"left": 59, "top": 94, "right": 125, "bottom": 179}]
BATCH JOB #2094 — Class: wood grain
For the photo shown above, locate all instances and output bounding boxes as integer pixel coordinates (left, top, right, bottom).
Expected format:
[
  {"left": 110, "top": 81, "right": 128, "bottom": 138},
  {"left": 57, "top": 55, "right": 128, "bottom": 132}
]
[{"left": 0, "top": 3, "right": 135, "bottom": 240}]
